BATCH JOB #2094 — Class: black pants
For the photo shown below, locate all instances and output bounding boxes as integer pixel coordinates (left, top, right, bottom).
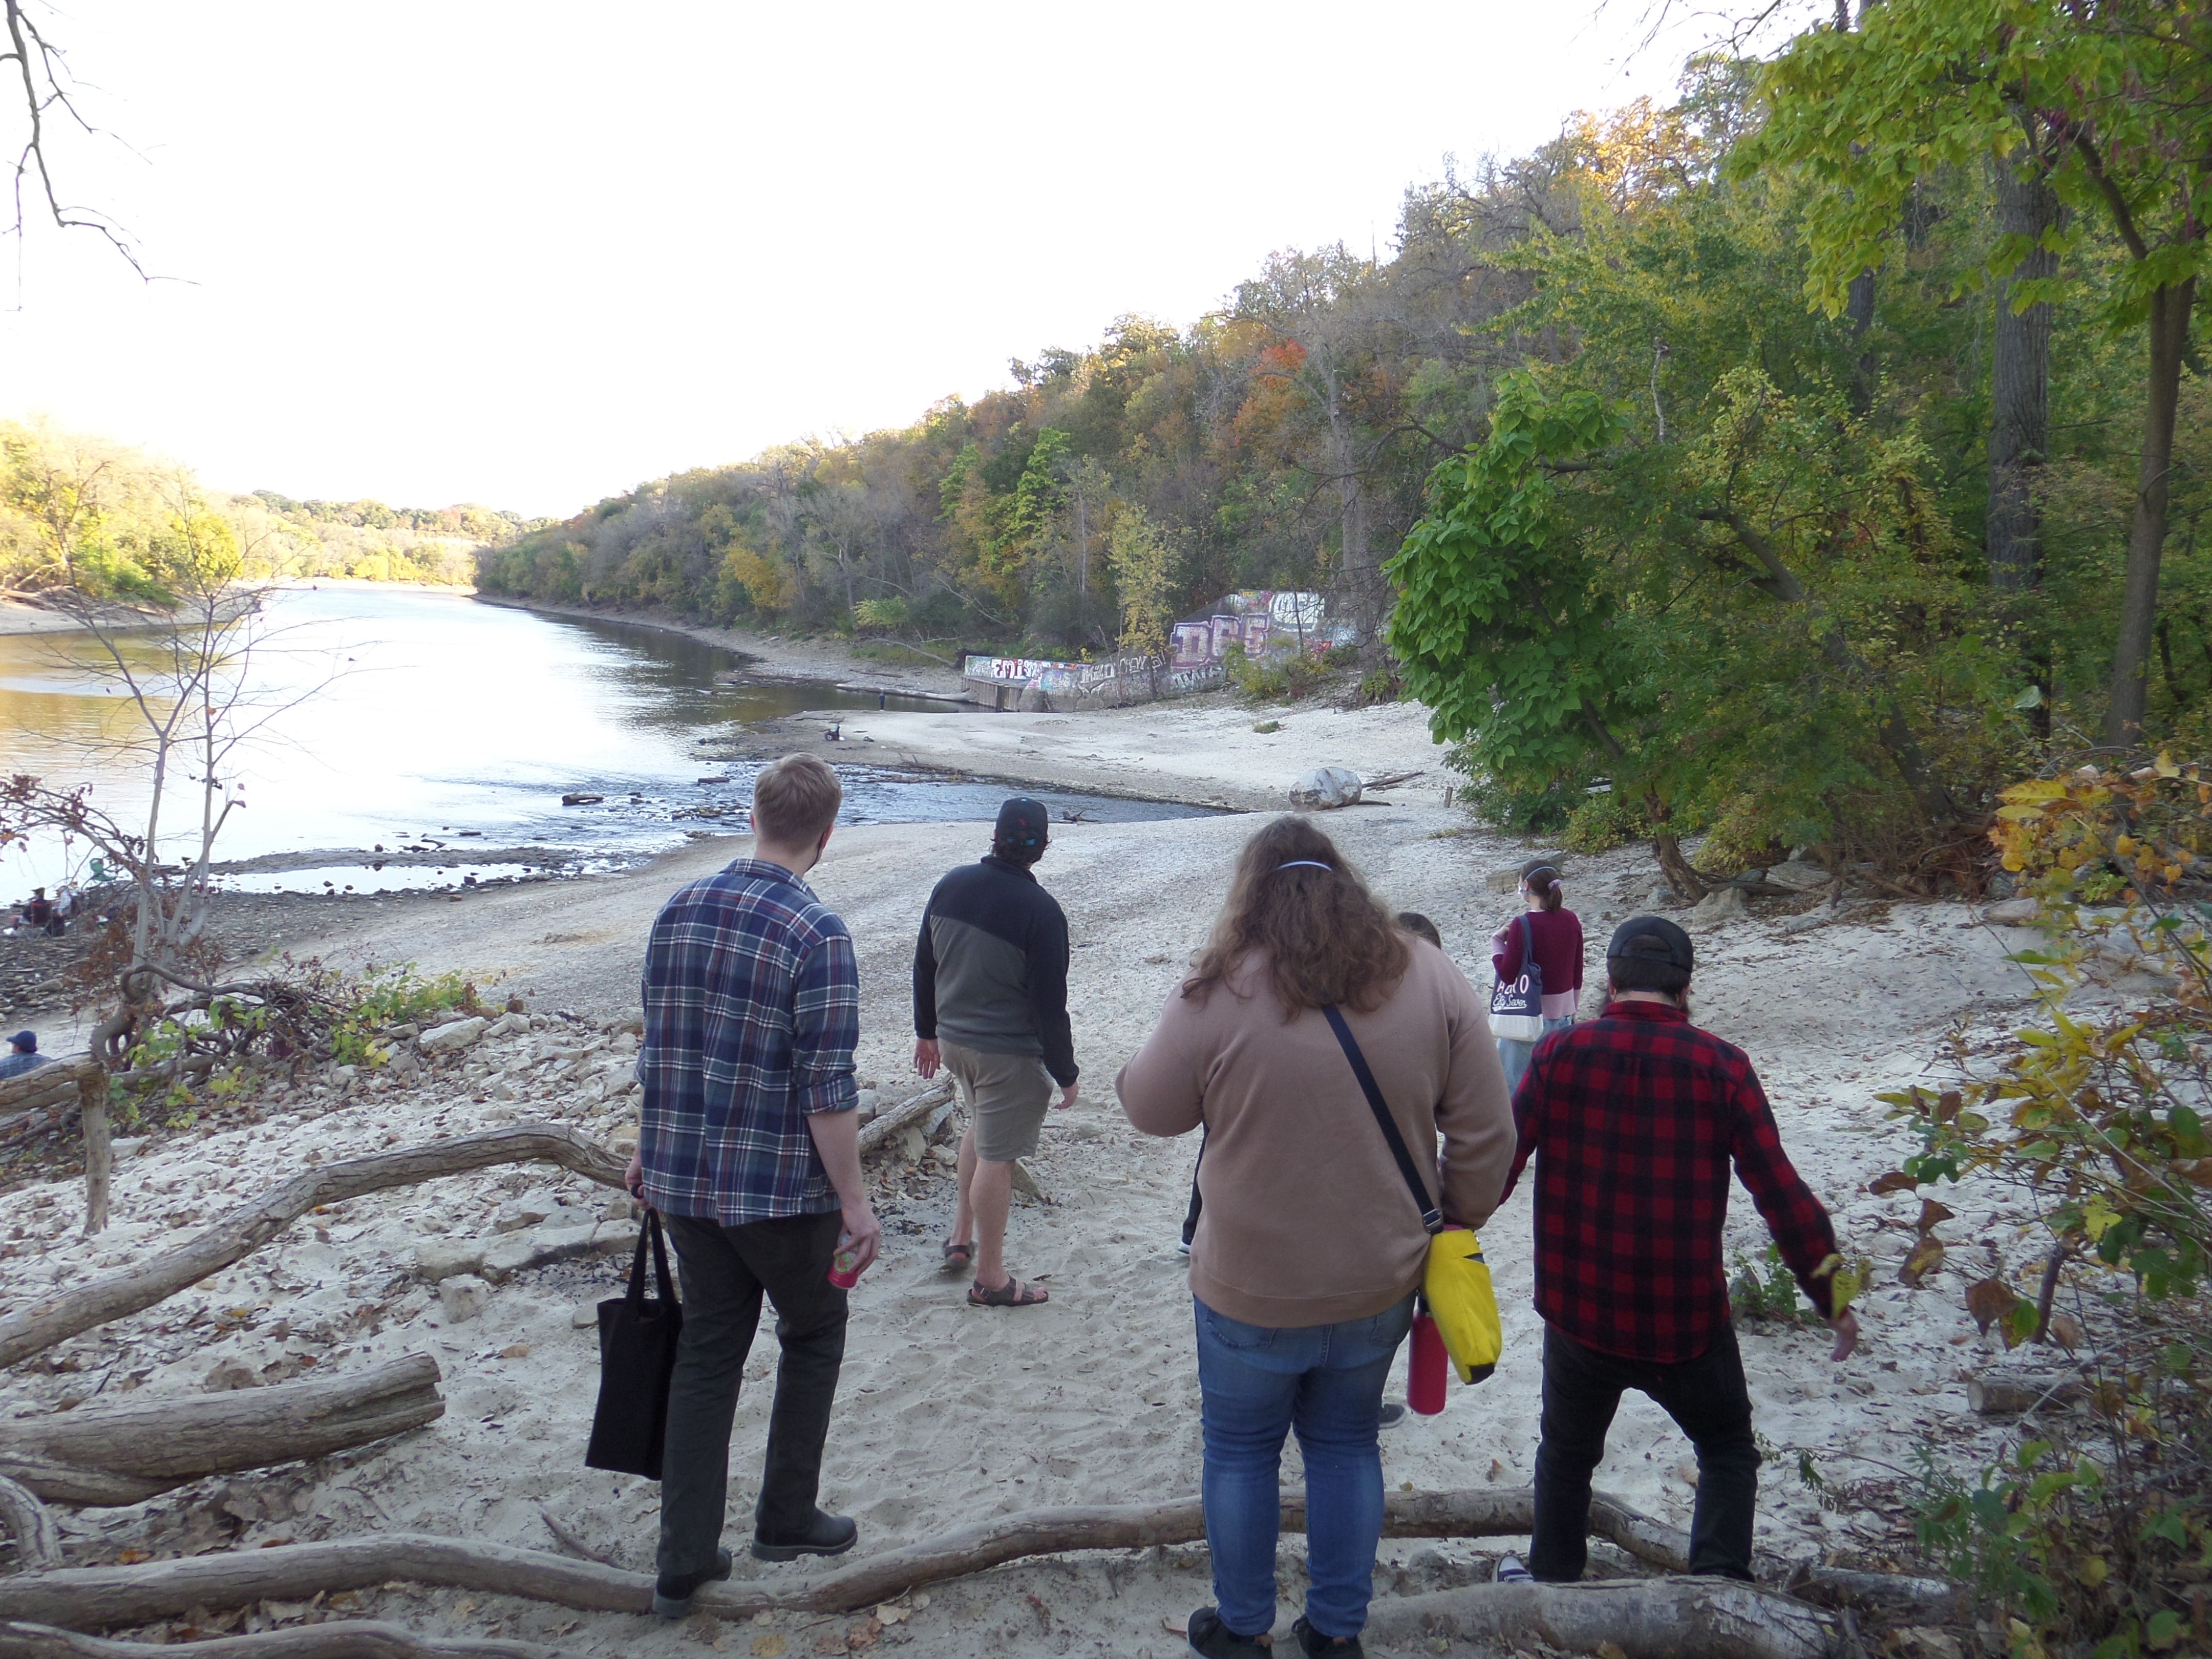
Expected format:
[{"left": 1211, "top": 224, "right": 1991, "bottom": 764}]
[
  {"left": 1528, "top": 1322, "right": 1760, "bottom": 1582},
  {"left": 657, "top": 1209, "right": 847, "bottom": 1579},
  {"left": 1181, "top": 1130, "right": 1206, "bottom": 1247}
]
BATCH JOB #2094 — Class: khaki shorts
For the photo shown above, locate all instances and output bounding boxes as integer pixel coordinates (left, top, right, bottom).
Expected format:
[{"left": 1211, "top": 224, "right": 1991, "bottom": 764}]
[{"left": 940, "top": 1039, "right": 1054, "bottom": 1162}]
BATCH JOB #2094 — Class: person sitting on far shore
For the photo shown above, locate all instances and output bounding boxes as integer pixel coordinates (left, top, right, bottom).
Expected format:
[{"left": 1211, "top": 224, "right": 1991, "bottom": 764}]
[
  {"left": 20, "top": 890, "right": 52, "bottom": 933},
  {"left": 1119, "top": 818, "right": 1517, "bottom": 1659},
  {"left": 627, "top": 753, "right": 882, "bottom": 1619},
  {"left": 912, "top": 797, "right": 1078, "bottom": 1307},
  {"left": 0, "top": 1032, "right": 49, "bottom": 1081},
  {"left": 1492, "top": 917, "right": 1857, "bottom": 1589}
]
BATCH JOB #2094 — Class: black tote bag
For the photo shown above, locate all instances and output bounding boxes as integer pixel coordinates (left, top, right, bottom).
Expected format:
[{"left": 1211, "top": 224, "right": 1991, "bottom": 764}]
[{"left": 585, "top": 1209, "right": 685, "bottom": 1479}]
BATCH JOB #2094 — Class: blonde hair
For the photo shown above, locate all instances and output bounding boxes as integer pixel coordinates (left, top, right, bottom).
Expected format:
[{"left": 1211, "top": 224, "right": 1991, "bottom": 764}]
[{"left": 753, "top": 754, "right": 842, "bottom": 845}]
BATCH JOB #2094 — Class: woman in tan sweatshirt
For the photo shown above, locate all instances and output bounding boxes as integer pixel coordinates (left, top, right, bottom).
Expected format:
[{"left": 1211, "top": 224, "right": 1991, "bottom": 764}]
[{"left": 1117, "top": 817, "right": 1516, "bottom": 1659}]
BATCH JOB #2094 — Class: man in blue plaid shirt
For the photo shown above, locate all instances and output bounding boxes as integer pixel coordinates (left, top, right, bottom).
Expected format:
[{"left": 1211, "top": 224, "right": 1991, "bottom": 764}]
[{"left": 625, "top": 753, "right": 882, "bottom": 1620}]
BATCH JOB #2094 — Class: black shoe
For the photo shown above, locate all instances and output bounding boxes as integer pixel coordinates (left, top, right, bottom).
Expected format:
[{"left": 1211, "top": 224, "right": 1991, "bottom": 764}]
[
  {"left": 1187, "top": 1606, "right": 1272, "bottom": 1657},
  {"left": 751, "top": 1509, "right": 859, "bottom": 1562},
  {"left": 1291, "top": 1617, "right": 1363, "bottom": 1657},
  {"left": 1377, "top": 1400, "right": 1407, "bottom": 1430},
  {"left": 652, "top": 1546, "right": 732, "bottom": 1619}
]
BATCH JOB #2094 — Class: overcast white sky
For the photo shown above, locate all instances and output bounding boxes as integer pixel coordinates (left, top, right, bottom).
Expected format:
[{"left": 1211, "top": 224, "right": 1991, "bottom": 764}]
[{"left": 1, "top": 2, "right": 1734, "bottom": 519}]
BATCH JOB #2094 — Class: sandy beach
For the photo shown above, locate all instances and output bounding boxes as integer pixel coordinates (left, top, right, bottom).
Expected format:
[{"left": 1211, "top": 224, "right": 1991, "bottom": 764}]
[{"left": 0, "top": 680, "right": 2067, "bottom": 1656}]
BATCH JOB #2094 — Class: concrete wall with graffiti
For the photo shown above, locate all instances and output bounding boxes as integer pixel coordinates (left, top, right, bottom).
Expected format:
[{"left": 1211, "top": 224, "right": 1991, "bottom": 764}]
[
  {"left": 959, "top": 590, "right": 1350, "bottom": 709},
  {"left": 1168, "top": 591, "right": 1351, "bottom": 672}
]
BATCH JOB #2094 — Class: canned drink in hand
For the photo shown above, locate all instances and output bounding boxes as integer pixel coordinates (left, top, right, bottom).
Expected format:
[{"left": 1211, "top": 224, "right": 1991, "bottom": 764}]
[{"left": 827, "top": 1235, "right": 863, "bottom": 1289}]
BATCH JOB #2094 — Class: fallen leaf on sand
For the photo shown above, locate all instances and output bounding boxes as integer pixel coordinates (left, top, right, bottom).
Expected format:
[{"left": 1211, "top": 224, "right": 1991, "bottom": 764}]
[
  {"left": 845, "top": 1619, "right": 881, "bottom": 1651},
  {"left": 750, "top": 1636, "right": 787, "bottom": 1658},
  {"left": 1163, "top": 1617, "right": 1189, "bottom": 1636},
  {"left": 499, "top": 1343, "right": 531, "bottom": 1359}
]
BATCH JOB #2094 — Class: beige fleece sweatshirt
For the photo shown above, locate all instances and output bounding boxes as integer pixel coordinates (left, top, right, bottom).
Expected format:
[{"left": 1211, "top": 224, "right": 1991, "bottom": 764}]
[{"left": 1115, "top": 940, "right": 1517, "bottom": 1328}]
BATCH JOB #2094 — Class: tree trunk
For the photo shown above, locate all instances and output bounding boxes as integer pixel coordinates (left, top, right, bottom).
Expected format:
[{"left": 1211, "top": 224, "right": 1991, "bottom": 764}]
[
  {"left": 1987, "top": 155, "right": 2057, "bottom": 595},
  {"left": 1324, "top": 364, "right": 1373, "bottom": 641},
  {"left": 0, "top": 1355, "right": 444, "bottom": 1506},
  {"left": 2107, "top": 278, "right": 2197, "bottom": 744},
  {"left": 1845, "top": 269, "right": 1878, "bottom": 415},
  {"left": 0, "top": 1124, "right": 624, "bottom": 1371}
]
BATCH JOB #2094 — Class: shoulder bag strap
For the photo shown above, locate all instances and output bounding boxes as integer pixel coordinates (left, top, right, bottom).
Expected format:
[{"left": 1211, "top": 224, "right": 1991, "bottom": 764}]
[{"left": 1321, "top": 1005, "right": 1443, "bottom": 1235}]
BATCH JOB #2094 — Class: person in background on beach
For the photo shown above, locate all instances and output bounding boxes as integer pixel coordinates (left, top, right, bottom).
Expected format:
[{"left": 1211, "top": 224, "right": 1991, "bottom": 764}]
[
  {"left": 626, "top": 752, "right": 882, "bottom": 1620},
  {"left": 1119, "top": 818, "right": 1516, "bottom": 1659},
  {"left": 0, "top": 1032, "right": 47, "bottom": 1081},
  {"left": 912, "top": 797, "right": 1077, "bottom": 1308},
  {"left": 19, "top": 889, "right": 52, "bottom": 933},
  {"left": 1491, "top": 861, "right": 1582, "bottom": 1098},
  {"left": 1492, "top": 916, "right": 1857, "bottom": 1589}
]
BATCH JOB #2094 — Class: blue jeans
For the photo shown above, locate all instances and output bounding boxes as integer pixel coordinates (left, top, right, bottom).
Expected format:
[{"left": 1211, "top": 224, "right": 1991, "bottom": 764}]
[
  {"left": 1496, "top": 1015, "right": 1575, "bottom": 1098},
  {"left": 1194, "top": 1294, "right": 1415, "bottom": 1640}
]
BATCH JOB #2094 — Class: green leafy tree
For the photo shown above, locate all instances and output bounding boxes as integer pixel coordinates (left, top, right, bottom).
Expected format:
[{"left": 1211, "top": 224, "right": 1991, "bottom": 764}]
[{"left": 1743, "top": 0, "right": 2212, "bottom": 743}]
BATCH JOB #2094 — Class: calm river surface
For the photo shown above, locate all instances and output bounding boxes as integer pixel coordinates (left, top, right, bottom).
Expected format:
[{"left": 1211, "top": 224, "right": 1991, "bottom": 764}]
[{"left": 0, "top": 586, "right": 1210, "bottom": 897}]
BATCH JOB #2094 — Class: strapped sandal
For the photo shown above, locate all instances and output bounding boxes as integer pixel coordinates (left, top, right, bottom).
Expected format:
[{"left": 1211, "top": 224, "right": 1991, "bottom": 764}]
[
  {"left": 941, "top": 1240, "right": 974, "bottom": 1271},
  {"left": 967, "top": 1276, "right": 1050, "bottom": 1308}
]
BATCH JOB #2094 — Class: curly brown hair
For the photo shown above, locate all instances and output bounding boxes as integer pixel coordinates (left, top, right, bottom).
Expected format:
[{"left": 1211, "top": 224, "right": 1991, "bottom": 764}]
[{"left": 1182, "top": 816, "right": 1411, "bottom": 1015}]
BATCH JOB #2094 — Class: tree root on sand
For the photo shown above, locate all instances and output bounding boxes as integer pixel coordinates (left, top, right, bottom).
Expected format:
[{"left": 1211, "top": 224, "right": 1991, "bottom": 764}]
[
  {"left": 0, "top": 1479, "right": 60, "bottom": 1573},
  {"left": 0, "top": 1488, "right": 1951, "bottom": 1640},
  {"left": 0, "top": 1126, "right": 624, "bottom": 1370},
  {"left": 0, "top": 1622, "right": 558, "bottom": 1659}
]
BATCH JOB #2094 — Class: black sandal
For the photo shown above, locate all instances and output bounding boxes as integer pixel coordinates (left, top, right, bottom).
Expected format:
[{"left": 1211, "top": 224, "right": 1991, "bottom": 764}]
[
  {"left": 967, "top": 1275, "right": 1049, "bottom": 1308},
  {"left": 942, "top": 1240, "right": 973, "bottom": 1271}
]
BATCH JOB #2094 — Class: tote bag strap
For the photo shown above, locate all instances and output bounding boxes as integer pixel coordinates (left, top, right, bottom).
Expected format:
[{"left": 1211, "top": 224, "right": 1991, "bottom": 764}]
[
  {"left": 627, "top": 1209, "right": 677, "bottom": 1308},
  {"left": 1321, "top": 1004, "right": 1442, "bottom": 1236}
]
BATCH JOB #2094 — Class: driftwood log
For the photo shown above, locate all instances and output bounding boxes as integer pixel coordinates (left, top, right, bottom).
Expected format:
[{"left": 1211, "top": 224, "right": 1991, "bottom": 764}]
[
  {"left": 855, "top": 1081, "right": 953, "bottom": 1158},
  {"left": 0, "top": 1064, "right": 111, "bottom": 1238},
  {"left": 0, "top": 1624, "right": 557, "bottom": 1659},
  {"left": 0, "top": 1355, "right": 444, "bottom": 1506},
  {"left": 0, "top": 1477, "right": 60, "bottom": 1572},
  {"left": 1967, "top": 1369, "right": 2087, "bottom": 1416},
  {"left": 0, "top": 1485, "right": 1950, "bottom": 1631},
  {"left": 0, "top": 1124, "right": 624, "bottom": 1371},
  {"left": 1362, "top": 1577, "right": 1837, "bottom": 1659}
]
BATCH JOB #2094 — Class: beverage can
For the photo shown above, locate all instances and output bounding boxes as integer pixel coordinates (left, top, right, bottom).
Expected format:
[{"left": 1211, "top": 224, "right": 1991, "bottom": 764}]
[{"left": 827, "top": 1236, "right": 862, "bottom": 1289}]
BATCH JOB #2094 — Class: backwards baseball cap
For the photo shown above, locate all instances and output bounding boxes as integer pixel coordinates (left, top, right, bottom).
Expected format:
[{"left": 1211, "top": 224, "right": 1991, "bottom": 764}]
[
  {"left": 1605, "top": 916, "right": 1694, "bottom": 974},
  {"left": 994, "top": 797, "right": 1050, "bottom": 853}
]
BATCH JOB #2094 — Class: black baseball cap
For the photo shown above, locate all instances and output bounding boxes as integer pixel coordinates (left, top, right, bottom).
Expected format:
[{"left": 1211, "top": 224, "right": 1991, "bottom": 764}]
[
  {"left": 1605, "top": 916, "right": 1694, "bottom": 974},
  {"left": 994, "top": 797, "right": 1050, "bottom": 853},
  {"left": 7, "top": 1031, "right": 33, "bottom": 1051}
]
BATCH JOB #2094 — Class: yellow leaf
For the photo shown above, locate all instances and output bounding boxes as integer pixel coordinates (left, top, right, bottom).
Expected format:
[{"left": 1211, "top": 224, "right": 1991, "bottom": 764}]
[
  {"left": 2080, "top": 1555, "right": 2108, "bottom": 1587},
  {"left": 2115, "top": 835, "right": 2137, "bottom": 857}
]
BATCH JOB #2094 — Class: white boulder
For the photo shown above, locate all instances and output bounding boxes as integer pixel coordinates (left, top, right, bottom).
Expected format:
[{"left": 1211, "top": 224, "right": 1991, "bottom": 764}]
[
  {"left": 1290, "top": 767, "right": 1363, "bottom": 810},
  {"left": 419, "top": 1016, "right": 489, "bottom": 1054}
]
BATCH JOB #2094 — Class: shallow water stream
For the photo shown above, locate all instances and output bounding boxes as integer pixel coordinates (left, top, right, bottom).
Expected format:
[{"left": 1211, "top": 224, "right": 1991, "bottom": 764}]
[{"left": 0, "top": 587, "right": 1213, "bottom": 897}]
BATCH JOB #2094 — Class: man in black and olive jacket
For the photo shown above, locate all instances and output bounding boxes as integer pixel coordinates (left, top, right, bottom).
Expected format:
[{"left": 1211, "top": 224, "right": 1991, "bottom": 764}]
[{"left": 912, "top": 798, "right": 1079, "bottom": 1308}]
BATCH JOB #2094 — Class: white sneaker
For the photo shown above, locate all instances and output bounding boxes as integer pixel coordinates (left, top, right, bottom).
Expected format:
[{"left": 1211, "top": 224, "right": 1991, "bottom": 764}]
[
  {"left": 1176, "top": 1238, "right": 1193, "bottom": 1257},
  {"left": 1494, "top": 1555, "right": 1534, "bottom": 1583}
]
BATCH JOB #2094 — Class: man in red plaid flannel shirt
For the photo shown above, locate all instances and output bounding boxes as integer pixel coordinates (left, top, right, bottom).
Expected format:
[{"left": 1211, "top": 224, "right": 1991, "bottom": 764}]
[{"left": 1494, "top": 916, "right": 1859, "bottom": 1585}]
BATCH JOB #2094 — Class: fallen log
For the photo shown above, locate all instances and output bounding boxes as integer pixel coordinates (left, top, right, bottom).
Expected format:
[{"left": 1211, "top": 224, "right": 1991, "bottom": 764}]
[
  {"left": 0, "top": 1355, "right": 444, "bottom": 1506},
  {"left": 1966, "top": 1370, "right": 2087, "bottom": 1416},
  {"left": 0, "top": 1484, "right": 1947, "bottom": 1630},
  {"left": 1360, "top": 1577, "right": 1836, "bottom": 1659},
  {"left": 0, "top": 1622, "right": 557, "bottom": 1659},
  {"left": 0, "top": 1125, "right": 624, "bottom": 1372},
  {"left": 0, "top": 1065, "right": 99, "bottom": 1121},
  {"left": 1785, "top": 1564, "right": 1965, "bottom": 1624},
  {"left": 0, "top": 1477, "right": 60, "bottom": 1571},
  {"left": 855, "top": 1082, "right": 953, "bottom": 1158}
]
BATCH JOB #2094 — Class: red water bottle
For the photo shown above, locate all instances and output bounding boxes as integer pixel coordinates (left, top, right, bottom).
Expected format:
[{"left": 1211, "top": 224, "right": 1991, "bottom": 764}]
[{"left": 1408, "top": 1309, "right": 1448, "bottom": 1415}]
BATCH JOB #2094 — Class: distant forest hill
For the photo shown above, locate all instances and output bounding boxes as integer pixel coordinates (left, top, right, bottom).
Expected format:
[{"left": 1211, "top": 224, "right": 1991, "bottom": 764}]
[{"left": 0, "top": 420, "right": 547, "bottom": 592}]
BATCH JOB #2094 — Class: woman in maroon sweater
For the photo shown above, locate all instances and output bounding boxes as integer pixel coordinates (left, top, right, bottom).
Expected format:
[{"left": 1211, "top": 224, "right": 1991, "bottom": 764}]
[{"left": 1490, "top": 860, "right": 1583, "bottom": 1098}]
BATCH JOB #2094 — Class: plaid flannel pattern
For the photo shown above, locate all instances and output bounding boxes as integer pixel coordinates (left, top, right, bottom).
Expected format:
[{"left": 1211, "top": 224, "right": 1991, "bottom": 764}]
[
  {"left": 1502, "top": 1000, "right": 1837, "bottom": 1363},
  {"left": 637, "top": 859, "right": 859, "bottom": 1226}
]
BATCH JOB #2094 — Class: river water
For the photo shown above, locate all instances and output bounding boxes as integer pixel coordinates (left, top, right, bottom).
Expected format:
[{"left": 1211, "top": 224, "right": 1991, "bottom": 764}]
[{"left": 0, "top": 586, "right": 1213, "bottom": 898}]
